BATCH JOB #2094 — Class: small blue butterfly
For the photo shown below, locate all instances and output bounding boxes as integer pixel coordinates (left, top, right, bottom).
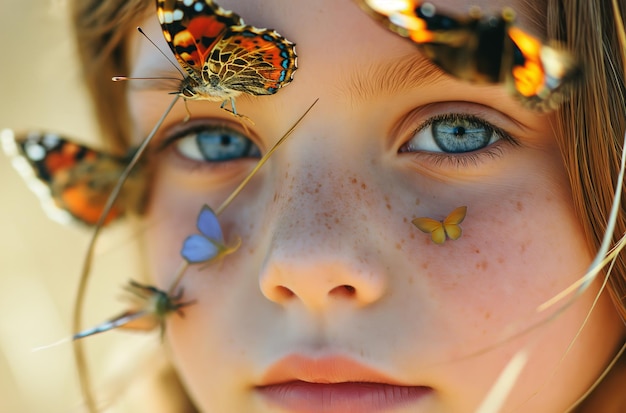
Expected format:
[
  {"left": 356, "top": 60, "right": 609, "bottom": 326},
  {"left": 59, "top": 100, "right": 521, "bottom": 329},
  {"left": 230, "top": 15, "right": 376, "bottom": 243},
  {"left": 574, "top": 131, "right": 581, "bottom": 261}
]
[{"left": 181, "top": 204, "right": 239, "bottom": 263}]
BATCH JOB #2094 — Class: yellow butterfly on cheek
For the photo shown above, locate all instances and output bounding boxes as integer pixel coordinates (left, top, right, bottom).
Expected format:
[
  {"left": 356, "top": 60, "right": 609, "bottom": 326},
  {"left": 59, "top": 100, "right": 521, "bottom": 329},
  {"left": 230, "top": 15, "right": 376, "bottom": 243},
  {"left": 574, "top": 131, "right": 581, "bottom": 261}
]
[{"left": 412, "top": 206, "right": 467, "bottom": 244}]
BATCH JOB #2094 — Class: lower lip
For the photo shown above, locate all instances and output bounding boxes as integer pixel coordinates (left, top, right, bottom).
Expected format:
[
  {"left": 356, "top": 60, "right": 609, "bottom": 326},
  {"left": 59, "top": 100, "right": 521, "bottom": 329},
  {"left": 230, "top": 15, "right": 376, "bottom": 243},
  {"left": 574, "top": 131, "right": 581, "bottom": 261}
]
[{"left": 257, "top": 381, "right": 432, "bottom": 413}]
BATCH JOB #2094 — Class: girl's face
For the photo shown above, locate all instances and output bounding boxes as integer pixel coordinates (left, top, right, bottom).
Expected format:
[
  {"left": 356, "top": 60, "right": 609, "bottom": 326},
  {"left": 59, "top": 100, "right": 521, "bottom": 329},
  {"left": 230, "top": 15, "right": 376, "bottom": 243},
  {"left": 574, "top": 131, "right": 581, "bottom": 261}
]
[{"left": 128, "top": 0, "right": 624, "bottom": 411}]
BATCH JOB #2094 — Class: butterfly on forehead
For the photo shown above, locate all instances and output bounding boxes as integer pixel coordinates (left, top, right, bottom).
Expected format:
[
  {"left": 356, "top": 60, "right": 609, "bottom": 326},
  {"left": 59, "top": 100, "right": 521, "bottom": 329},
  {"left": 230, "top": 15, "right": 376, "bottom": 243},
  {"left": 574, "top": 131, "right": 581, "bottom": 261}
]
[
  {"left": 354, "top": 0, "right": 581, "bottom": 111},
  {"left": 1, "top": 129, "right": 146, "bottom": 227},
  {"left": 155, "top": 0, "right": 298, "bottom": 116}
]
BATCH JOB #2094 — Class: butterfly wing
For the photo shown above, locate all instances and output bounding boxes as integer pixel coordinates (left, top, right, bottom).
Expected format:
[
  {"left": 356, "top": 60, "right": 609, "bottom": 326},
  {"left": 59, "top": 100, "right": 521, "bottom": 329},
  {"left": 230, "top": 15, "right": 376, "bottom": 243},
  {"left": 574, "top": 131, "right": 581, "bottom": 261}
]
[
  {"left": 1, "top": 129, "right": 141, "bottom": 226},
  {"left": 507, "top": 27, "right": 580, "bottom": 111},
  {"left": 354, "top": 1, "right": 579, "bottom": 110},
  {"left": 208, "top": 26, "right": 297, "bottom": 96},
  {"left": 156, "top": 0, "right": 243, "bottom": 80},
  {"left": 412, "top": 217, "right": 447, "bottom": 244},
  {"left": 196, "top": 204, "right": 223, "bottom": 240},
  {"left": 181, "top": 234, "right": 222, "bottom": 263},
  {"left": 355, "top": 0, "right": 508, "bottom": 83},
  {"left": 442, "top": 205, "right": 467, "bottom": 241},
  {"left": 73, "top": 310, "right": 155, "bottom": 340}
]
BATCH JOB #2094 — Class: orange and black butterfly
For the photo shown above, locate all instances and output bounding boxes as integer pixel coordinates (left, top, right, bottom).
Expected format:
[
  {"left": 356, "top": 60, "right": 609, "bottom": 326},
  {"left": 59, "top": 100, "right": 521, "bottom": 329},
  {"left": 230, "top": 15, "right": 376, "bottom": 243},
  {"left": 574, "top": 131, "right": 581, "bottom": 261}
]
[
  {"left": 354, "top": 1, "right": 581, "bottom": 111},
  {"left": 155, "top": 0, "right": 297, "bottom": 115},
  {"left": 1, "top": 129, "right": 146, "bottom": 226},
  {"left": 413, "top": 206, "right": 467, "bottom": 244}
]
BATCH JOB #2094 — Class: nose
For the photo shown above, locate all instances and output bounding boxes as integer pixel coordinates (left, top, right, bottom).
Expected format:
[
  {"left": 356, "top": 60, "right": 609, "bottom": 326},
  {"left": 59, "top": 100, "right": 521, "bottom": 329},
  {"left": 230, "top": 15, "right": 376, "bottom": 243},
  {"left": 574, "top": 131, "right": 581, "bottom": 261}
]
[
  {"left": 259, "top": 252, "right": 388, "bottom": 310},
  {"left": 258, "top": 152, "right": 389, "bottom": 311}
]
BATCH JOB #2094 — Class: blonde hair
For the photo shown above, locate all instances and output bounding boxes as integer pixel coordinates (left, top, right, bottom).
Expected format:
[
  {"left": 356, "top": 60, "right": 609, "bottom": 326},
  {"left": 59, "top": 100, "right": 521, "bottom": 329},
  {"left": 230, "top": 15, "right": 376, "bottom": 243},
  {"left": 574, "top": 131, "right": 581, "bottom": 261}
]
[{"left": 70, "top": 0, "right": 626, "bottom": 410}]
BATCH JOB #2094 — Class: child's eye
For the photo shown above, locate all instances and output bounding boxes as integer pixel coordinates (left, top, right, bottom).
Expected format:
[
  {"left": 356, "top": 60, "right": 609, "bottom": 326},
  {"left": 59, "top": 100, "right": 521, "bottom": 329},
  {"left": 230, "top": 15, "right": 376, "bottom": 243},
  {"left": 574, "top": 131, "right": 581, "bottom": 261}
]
[
  {"left": 400, "top": 114, "right": 504, "bottom": 154},
  {"left": 166, "top": 124, "right": 261, "bottom": 162}
]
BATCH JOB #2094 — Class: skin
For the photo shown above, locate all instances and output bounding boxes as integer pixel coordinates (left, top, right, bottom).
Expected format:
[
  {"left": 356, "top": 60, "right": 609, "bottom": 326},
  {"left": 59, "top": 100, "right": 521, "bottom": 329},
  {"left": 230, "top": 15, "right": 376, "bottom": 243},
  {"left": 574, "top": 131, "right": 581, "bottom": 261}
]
[{"left": 126, "top": 0, "right": 625, "bottom": 411}]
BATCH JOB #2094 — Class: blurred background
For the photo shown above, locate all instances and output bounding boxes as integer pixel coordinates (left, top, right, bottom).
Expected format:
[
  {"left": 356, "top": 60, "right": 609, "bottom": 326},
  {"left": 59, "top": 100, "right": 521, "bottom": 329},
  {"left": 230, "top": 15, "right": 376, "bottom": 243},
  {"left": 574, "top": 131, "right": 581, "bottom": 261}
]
[{"left": 0, "top": 1, "right": 153, "bottom": 412}]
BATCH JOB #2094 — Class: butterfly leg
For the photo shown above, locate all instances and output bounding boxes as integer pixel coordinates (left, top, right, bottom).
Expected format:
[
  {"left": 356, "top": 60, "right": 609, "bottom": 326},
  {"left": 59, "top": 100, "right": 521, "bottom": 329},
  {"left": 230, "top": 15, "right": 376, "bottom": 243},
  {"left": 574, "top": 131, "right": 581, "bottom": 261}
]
[{"left": 219, "top": 98, "right": 255, "bottom": 129}]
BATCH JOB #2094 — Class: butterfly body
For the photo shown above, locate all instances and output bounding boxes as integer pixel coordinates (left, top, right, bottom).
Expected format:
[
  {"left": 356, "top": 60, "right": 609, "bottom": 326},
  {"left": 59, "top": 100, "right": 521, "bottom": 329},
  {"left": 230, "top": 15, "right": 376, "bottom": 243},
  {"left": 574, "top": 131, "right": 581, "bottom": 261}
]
[
  {"left": 1, "top": 129, "right": 145, "bottom": 226},
  {"left": 355, "top": 1, "right": 580, "bottom": 111},
  {"left": 413, "top": 206, "right": 467, "bottom": 244},
  {"left": 157, "top": 0, "right": 297, "bottom": 112}
]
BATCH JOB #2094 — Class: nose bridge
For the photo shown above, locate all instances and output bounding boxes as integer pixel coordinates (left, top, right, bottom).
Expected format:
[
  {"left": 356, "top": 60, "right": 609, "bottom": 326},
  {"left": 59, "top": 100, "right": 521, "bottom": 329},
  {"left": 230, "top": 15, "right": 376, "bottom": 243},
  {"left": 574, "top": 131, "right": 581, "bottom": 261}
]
[
  {"left": 258, "top": 138, "right": 388, "bottom": 310},
  {"left": 271, "top": 140, "right": 368, "bottom": 254}
]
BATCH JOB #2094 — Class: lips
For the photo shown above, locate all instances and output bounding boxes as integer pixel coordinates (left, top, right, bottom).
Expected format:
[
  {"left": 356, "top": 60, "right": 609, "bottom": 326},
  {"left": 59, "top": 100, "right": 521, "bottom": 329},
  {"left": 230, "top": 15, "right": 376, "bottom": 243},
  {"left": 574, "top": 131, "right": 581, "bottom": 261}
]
[{"left": 256, "top": 355, "right": 432, "bottom": 413}]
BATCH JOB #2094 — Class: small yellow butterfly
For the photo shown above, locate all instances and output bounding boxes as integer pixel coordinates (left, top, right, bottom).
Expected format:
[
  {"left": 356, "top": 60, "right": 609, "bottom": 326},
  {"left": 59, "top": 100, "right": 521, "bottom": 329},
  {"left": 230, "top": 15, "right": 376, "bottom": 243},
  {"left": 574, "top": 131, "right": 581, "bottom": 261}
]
[{"left": 412, "top": 206, "right": 468, "bottom": 244}]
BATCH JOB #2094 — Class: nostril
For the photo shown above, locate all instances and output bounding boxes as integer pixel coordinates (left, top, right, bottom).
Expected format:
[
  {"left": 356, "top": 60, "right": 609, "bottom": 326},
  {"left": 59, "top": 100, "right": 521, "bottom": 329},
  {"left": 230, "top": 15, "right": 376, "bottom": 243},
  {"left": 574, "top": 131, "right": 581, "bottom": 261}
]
[
  {"left": 275, "top": 286, "right": 295, "bottom": 300},
  {"left": 330, "top": 284, "right": 356, "bottom": 297}
]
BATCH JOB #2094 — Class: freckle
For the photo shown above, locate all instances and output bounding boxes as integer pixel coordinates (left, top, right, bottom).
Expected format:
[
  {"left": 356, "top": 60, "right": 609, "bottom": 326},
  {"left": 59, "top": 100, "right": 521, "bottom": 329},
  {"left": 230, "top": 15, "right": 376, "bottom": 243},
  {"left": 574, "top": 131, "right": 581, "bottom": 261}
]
[
  {"left": 395, "top": 242, "right": 402, "bottom": 250},
  {"left": 497, "top": 256, "right": 504, "bottom": 264},
  {"left": 474, "top": 248, "right": 480, "bottom": 254},
  {"left": 386, "top": 203, "right": 392, "bottom": 210},
  {"left": 421, "top": 262, "right": 429, "bottom": 270},
  {"left": 408, "top": 275, "right": 414, "bottom": 285},
  {"left": 484, "top": 311, "right": 491, "bottom": 320},
  {"left": 334, "top": 218, "right": 339, "bottom": 224},
  {"left": 409, "top": 233, "right": 415, "bottom": 239},
  {"left": 516, "top": 201, "right": 523, "bottom": 211},
  {"left": 361, "top": 183, "right": 367, "bottom": 190},
  {"left": 351, "top": 177, "right": 357, "bottom": 184},
  {"left": 475, "top": 260, "right": 488, "bottom": 270},
  {"left": 403, "top": 217, "right": 408, "bottom": 223},
  {"left": 273, "top": 192, "right": 278, "bottom": 202},
  {"left": 415, "top": 198, "right": 421, "bottom": 205}
]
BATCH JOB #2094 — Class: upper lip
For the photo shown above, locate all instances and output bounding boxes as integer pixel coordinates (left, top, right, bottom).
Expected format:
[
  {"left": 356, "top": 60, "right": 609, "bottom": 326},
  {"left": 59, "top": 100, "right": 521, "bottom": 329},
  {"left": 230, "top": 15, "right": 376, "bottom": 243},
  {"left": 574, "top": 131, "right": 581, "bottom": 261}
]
[{"left": 258, "top": 354, "right": 410, "bottom": 386}]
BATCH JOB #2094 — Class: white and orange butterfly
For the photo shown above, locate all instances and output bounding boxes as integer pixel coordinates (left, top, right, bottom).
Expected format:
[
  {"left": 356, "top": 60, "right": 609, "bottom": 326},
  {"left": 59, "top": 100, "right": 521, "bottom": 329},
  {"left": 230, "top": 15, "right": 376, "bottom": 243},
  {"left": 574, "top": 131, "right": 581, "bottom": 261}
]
[{"left": 412, "top": 206, "right": 467, "bottom": 244}]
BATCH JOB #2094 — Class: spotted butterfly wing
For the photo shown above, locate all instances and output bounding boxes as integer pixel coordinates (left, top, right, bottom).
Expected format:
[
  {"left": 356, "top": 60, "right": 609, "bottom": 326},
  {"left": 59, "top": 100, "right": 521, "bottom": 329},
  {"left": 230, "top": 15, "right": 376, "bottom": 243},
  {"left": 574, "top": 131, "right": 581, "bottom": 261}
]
[
  {"left": 156, "top": 0, "right": 297, "bottom": 112},
  {"left": 1, "top": 129, "right": 145, "bottom": 226},
  {"left": 354, "top": 0, "right": 580, "bottom": 111}
]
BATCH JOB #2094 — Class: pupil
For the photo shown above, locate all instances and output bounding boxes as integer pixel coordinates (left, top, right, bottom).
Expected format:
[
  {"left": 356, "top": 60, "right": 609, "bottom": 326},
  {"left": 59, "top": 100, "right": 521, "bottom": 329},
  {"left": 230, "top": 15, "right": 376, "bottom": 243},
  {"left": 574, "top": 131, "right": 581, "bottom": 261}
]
[{"left": 453, "top": 126, "right": 466, "bottom": 136}]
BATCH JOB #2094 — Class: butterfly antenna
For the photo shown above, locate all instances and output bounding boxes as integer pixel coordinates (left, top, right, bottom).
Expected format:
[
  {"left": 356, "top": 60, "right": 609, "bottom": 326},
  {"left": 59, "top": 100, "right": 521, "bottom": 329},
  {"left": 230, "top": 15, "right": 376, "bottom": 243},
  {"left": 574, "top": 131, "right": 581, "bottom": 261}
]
[
  {"left": 112, "top": 76, "right": 181, "bottom": 82},
  {"left": 137, "top": 26, "right": 185, "bottom": 77}
]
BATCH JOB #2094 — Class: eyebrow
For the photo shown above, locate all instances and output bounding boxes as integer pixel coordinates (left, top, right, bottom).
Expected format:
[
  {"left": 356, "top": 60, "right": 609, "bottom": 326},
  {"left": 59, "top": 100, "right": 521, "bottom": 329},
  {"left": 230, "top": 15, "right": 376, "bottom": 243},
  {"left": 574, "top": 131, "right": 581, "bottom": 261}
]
[{"left": 341, "top": 52, "right": 448, "bottom": 103}]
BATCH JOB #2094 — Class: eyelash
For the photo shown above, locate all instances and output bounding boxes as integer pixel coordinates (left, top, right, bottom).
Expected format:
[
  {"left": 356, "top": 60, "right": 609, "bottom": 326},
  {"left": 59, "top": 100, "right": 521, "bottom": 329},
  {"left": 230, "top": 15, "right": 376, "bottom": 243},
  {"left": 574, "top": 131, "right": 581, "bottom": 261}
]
[
  {"left": 399, "top": 112, "right": 519, "bottom": 167},
  {"left": 157, "top": 119, "right": 261, "bottom": 171}
]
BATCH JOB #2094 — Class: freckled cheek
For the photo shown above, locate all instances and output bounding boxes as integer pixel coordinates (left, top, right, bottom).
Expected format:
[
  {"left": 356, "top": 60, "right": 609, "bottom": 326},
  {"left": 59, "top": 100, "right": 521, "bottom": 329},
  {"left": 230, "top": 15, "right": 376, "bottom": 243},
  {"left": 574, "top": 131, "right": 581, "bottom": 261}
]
[{"left": 410, "top": 197, "right": 591, "bottom": 326}]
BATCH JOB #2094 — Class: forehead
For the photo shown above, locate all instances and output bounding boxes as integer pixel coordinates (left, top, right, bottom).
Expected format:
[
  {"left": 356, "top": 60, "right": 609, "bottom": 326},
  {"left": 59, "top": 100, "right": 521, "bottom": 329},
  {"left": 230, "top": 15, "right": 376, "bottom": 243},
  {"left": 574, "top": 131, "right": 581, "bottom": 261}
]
[
  {"left": 212, "top": 0, "right": 545, "bottom": 32},
  {"left": 130, "top": 0, "right": 546, "bottom": 101}
]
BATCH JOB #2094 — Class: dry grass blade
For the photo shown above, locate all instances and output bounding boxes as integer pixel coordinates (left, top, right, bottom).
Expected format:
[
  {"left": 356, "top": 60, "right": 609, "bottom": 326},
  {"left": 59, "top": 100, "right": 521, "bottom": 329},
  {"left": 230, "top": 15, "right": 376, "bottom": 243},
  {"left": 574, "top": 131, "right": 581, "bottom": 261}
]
[{"left": 73, "top": 95, "right": 179, "bottom": 413}]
